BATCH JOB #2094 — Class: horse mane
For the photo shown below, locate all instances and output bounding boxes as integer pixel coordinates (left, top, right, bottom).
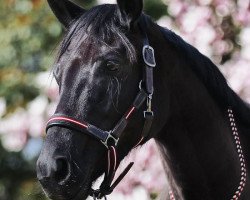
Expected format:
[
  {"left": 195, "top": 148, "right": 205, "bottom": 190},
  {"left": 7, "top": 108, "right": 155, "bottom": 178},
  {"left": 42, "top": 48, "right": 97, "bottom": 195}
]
[{"left": 157, "top": 24, "right": 250, "bottom": 127}]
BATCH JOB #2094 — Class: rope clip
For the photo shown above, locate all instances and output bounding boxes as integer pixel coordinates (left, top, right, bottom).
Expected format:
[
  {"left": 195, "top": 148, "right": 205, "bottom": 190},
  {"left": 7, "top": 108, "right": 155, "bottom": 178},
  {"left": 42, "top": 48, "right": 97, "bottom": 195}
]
[{"left": 144, "top": 94, "right": 154, "bottom": 119}]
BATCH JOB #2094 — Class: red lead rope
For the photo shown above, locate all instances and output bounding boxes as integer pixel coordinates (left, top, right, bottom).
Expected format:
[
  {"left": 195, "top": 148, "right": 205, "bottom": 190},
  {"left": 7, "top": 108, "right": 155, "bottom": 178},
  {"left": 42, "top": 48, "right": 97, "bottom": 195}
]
[
  {"left": 107, "top": 146, "right": 117, "bottom": 175},
  {"left": 97, "top": 140, "right": 144, "bottom": 199},
  {"left": 125, "top": 106, "right": 135, "bottom": 119}
]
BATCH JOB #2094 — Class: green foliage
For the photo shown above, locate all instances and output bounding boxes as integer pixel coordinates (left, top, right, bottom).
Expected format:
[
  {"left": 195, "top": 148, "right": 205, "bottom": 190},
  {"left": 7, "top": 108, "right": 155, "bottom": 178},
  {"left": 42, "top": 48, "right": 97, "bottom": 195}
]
[
  {"left": 74, "top": 0, "right": 97, "bottom": 8},
  {"left": 0, "top": 0, "right": 62, "bottom": 113},
  {"left": 0, "top": 0, "right": 64, "bottom": 199},
  {"left": 150, "top": 192, "right": 158, "bottom": 200},
  {"left": 0, "top": 142, "right": 47, "bottom": 200},
  {"left": 144, "top": 0, "right": 168, "bottom": 20}
]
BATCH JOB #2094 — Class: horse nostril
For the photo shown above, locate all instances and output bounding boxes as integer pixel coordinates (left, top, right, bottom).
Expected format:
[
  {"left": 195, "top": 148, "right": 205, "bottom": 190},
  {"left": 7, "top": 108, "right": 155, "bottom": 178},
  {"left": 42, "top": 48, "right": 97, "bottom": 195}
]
[{"left": 54, "top": 157, "right": 70, "bottom": 183}]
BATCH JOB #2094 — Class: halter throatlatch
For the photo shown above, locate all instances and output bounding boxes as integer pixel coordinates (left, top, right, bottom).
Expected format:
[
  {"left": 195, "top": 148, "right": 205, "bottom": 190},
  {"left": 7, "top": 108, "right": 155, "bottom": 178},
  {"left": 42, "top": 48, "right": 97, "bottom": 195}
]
[{"left": 46, "top": 20, "right": 156, "bottom": 199}]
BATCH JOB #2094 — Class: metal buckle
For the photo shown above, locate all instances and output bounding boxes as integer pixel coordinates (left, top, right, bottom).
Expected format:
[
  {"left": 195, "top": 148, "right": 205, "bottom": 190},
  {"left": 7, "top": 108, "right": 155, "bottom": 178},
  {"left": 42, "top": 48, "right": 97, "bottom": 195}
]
[
  {"left": 101, "top": 132, "right": 119, "bottom": 148},
  {"left": 144, "top": 94, "right": 154, "bottom": 119},
  {"left": 144, "top": 111, "right": 154, "bottom": 119},
  {"left": 139, "top": 80, "right": 143, "bottom": 90},
  {"left": 142, "top": 45, "right": 156, "bottom": 67}
]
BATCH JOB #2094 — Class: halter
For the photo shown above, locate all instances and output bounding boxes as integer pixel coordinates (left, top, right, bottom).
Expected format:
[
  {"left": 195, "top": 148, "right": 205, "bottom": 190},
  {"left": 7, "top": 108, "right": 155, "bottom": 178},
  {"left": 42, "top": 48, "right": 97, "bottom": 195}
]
[{"left": 46, "top": 20, "right": 156, "bottom": 199}]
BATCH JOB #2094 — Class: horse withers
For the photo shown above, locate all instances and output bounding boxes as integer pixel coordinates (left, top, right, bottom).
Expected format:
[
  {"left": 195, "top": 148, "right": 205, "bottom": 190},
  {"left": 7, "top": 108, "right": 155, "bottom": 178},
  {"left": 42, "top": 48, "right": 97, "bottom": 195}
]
[{"left": 36, "top": 0, "right": 250, "bottom": 199}]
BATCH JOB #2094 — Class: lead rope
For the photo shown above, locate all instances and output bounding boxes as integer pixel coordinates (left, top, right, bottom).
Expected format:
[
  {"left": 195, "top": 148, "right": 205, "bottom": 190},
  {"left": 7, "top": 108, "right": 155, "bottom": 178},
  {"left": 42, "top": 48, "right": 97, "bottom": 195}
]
[
  {"left": 169, "top": 190, "right": 176, "bottom": 200},
  {"left": 168, "top": 109, "right": 247, "bottom": 200},
  {"left": 91, "top": 146, "right": 134, "bottom": 199},
  {"left": 228, "top": 109, "right": 247, "bottom": 200}
]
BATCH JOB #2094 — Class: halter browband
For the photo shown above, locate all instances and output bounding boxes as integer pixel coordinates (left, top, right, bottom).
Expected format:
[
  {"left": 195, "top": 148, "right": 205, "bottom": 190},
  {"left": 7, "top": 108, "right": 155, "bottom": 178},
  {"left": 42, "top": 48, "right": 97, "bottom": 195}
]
[{"left": 46, "top": 19, "right": 156, "bottom": 199}]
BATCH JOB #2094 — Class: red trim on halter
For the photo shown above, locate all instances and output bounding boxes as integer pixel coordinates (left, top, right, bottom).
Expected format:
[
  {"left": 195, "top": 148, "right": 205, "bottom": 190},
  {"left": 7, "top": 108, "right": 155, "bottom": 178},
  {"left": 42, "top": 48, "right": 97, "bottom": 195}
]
[
  {"left": 107, "top": 146, "right": 117, "bottom": 175},
  {"left": 110, "top": 146, "right": 117, "bottom": 171},
  {"left": 169, "top": 190, "right": 176, "bottom": 200},
  {"left": 125, "top": 107, "right": 135, "bottom": 119},
  {"left": 134, "top": 137, "right": 144, "bottom": 148},
  {"left": 47, "top": 116, "right": 88, "bottom": 129}
]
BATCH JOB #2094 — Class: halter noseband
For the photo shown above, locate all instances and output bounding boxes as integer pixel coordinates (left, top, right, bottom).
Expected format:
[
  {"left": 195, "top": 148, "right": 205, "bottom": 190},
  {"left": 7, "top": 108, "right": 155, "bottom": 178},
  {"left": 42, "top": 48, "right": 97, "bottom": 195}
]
[{"left": 46, "top": 20, "right": 156, "bottom": 199}]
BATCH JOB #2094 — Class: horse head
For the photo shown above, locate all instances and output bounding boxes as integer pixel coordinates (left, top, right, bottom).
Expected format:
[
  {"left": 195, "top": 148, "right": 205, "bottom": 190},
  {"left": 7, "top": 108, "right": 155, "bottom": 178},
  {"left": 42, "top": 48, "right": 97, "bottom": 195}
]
[{"left": 36, "top": 1, "right": 163, "bottom": 199}]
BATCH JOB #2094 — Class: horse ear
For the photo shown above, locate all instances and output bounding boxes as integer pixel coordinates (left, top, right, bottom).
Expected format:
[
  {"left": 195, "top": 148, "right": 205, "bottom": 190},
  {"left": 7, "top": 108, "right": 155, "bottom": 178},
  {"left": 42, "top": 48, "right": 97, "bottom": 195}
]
[
  {"left": 117, "top": 0, "right": 143, "bottom": 26},
  {"left": 48, "top": 0, "right": 86, "bottom": 29}
]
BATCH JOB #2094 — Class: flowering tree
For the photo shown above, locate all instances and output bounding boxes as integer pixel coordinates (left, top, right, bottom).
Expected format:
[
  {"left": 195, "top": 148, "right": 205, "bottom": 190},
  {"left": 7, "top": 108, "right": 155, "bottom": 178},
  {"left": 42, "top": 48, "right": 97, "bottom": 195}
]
[{"left": 0, "top": 0, "right": 249, "bottom": 199}]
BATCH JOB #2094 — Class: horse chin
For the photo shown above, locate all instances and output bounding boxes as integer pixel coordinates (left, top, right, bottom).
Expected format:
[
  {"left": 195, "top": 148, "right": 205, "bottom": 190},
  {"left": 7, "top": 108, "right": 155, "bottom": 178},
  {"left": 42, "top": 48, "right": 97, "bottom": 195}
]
[
  {"left": 71, "top": 173, "right": 104, "bottom": 200},
  {"left": 71, "top": 184, "right": 92, "bottom": 200},
  {"left": 43, "top": 183, "right": 90, "bottom": 200}
]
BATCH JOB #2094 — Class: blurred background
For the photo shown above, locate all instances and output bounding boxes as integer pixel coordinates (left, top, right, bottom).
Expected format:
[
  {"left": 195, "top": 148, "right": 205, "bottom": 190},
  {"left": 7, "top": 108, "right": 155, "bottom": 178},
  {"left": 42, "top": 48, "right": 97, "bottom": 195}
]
[{"left": 0, "top": 0, "right": 249, "bottom": 199}]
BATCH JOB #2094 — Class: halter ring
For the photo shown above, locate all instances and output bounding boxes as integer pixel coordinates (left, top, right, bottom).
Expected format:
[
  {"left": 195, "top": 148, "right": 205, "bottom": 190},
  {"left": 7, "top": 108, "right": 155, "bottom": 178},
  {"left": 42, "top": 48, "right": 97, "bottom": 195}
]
[{"left": 101, "top": 132, "right": 119, "bottom": 148}]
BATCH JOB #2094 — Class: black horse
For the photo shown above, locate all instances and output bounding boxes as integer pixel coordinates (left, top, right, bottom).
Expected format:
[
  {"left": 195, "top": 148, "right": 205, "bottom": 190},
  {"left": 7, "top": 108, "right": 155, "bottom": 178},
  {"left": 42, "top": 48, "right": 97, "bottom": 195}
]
[{"left": 37, "top": 0, "right": 250, "bottom": 199}]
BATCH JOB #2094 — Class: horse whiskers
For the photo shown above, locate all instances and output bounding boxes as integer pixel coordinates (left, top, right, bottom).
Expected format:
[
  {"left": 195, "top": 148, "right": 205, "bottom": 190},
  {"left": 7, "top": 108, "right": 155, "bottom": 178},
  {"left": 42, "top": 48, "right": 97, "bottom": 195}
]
[
  {"left": 66, "top": 149, "right": 83, "bottom": 178},
  {"left": 72, "top": 160, "right": 84, "bottom": 176},
  {"left": 112, "top": 77, "right": 121, "bottom": 107},
  {"left": 107, "top": 77, "right": 121, "bottom": 113}
]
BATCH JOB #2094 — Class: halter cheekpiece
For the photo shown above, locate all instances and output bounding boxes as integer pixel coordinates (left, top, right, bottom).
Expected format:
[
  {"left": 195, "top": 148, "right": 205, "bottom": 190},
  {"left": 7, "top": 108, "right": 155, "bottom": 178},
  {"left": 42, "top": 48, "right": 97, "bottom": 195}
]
[{"left": 46, "top": 20, "right": 156, "bottom": 199}]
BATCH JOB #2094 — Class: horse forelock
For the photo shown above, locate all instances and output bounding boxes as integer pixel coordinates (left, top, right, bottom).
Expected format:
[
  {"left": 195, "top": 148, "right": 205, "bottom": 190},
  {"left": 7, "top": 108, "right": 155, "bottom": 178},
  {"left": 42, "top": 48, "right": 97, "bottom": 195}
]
[{"left": 57, "top": 4, "right": 137, "bottom": 64}]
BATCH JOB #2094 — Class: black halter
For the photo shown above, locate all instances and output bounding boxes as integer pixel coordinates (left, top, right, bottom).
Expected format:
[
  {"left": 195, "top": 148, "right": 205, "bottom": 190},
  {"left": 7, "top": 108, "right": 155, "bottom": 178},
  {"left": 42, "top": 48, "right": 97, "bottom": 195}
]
[{"left": 46, "top": 20, "right": 156, "bottom": 199}]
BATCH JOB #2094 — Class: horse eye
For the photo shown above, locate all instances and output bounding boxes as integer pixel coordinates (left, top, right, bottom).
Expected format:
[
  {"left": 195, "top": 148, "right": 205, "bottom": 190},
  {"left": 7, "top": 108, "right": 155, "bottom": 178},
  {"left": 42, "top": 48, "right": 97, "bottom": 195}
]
[{"left": 106, "top": 61, "right": 119, "bottom": 72}]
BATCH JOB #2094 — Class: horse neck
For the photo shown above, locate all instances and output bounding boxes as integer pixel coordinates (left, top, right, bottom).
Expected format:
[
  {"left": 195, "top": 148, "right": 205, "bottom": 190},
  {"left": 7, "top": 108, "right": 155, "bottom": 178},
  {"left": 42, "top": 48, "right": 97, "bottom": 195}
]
[{"left": 151, "top": 33, "right": 246, "bottom": 199}]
